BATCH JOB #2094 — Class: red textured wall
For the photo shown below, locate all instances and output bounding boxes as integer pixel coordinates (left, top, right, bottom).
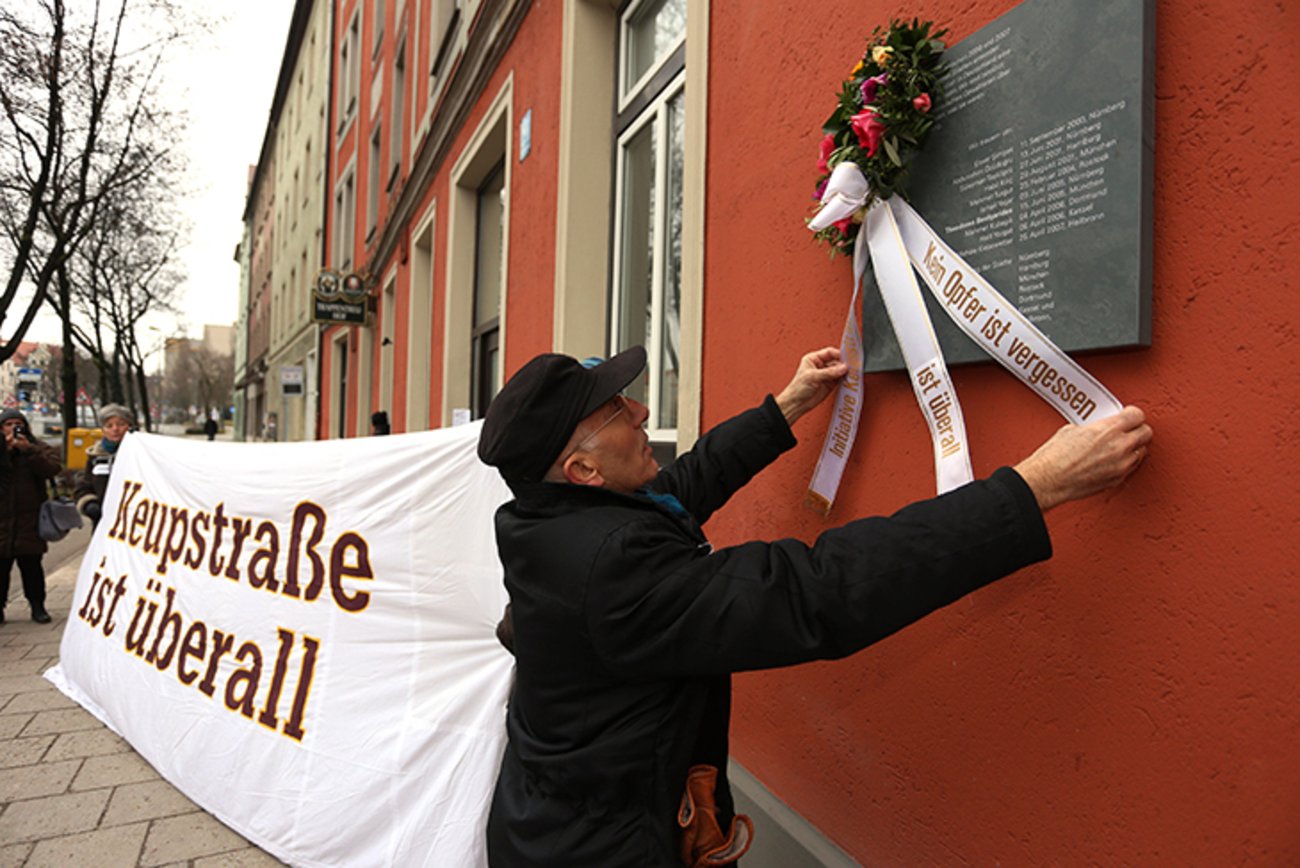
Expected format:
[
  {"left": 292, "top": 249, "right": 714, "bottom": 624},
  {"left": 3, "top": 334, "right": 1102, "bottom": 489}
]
[{"left": 704, "top": 0, "right": 1298, "bottom": 863}]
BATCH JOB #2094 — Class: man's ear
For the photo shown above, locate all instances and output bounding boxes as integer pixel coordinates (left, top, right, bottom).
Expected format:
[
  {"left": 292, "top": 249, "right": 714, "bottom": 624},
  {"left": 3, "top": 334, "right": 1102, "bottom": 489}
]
[{"left": 562, "top": 453, "right": 605, "bottom": 488}]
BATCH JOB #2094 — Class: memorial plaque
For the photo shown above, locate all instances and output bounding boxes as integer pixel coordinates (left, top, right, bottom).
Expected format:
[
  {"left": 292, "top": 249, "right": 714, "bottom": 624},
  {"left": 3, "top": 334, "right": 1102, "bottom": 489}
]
[{"left": 863, "top": 0, "right": 1154, "bottom": 371}]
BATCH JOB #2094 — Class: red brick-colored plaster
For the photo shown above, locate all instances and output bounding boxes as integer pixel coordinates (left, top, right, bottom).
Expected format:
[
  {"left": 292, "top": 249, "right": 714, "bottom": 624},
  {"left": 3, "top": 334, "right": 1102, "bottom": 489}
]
[{"left": 704, "top": 1, "right": 1298, "bottom": 863}]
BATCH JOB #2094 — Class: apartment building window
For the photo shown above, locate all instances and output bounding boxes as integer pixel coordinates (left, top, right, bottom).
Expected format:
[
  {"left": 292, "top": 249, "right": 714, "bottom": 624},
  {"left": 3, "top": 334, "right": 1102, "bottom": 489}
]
[
  {"left": 372, "top": 0, "right": 385, "bottom": 57},
  {"left": 471, "top": 160, "right": 505, "bottom": 419},
  {"left": 338, "top": 12, "right": 360, "bottom": 136},
  {"left": 367, "top": 122, "right": 382, "bottom": 240},
  {"left": 429, "top": 0, "right": 460, "bottom": 86},
  {"left": 390, "top": 39, "right": 406, "bottom": 185},
  {"left": 334, "top": 164, "right": 356, "bottom": 270},
  {"left": 620, "top": 0, "right": 686, "bottom": 104},
  {"left": 611, "top": 0, "right": 686, "bottom": 442}
]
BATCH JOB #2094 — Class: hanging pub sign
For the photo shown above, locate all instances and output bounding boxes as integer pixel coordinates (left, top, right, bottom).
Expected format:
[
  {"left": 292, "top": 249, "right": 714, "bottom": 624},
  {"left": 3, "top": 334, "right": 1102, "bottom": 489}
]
[{"left": 312, "top": 268, "right": 370, "bottom": 325}]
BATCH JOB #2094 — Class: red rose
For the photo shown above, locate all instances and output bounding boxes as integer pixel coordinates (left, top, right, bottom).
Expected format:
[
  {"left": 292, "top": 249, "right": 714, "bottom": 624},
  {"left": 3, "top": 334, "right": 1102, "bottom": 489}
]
[
  {"left": 816, "top": 133, "right": 836, "bottom": 175},
  {"left": 912, "top": 93, "right": 932, "bottom": 113},
  {"left": 850, "top": 109, "right": 887, "bottom": 157}
]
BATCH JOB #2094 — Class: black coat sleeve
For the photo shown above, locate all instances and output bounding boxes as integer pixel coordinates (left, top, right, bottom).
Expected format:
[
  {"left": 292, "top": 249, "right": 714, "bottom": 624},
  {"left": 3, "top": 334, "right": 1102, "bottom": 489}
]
[
  {"left": 587, "top": 467, "right": 1051, "bottom": 678},
  {"left": 651, "top": 396, "right": 796, "bottom": 525}
]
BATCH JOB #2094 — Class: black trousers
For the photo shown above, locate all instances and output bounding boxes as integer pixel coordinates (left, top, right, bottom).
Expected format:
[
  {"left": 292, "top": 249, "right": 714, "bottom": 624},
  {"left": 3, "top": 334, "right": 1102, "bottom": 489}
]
[{"left": 0, "top": 554, "right": 45, "bottom": 609}]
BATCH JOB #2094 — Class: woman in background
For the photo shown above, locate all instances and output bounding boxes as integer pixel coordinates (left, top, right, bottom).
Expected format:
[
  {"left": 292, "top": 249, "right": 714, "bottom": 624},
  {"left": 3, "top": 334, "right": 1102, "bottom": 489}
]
[
  {"left": 75, "top": 403, "right": 134, "bottom": 529},
  {"left": 0, "top": 408, "right": 62, "bottom": 624}
]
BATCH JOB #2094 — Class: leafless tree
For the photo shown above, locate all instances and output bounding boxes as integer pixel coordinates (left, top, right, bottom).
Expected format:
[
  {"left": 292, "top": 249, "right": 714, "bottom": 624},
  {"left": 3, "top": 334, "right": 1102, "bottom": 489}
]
[
  {"left": 55, "top": 169, "right": 186, "bottom": 432},
  {"left": 0, "top": 0, "right": 199, "bottom": 435},
  {"left": 161, "top": 340, "right": 233, "bottom": 424}
]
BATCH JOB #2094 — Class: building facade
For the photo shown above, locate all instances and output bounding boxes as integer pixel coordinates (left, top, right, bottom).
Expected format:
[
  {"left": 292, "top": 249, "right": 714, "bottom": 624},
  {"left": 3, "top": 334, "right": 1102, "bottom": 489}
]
[
  {"left": 240, "top": 0, "right": 1298, "bottom": 863},
  {"left": 240, "top": 138, "right": 276, "bottom": 440},
  {"left": 263, "top": 0, "right": 333, "bottom": 445}
]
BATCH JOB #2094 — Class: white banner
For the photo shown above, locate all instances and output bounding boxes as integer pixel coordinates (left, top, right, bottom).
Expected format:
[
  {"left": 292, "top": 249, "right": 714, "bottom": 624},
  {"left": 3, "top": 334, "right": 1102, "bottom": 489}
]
[{"left": 45, "top": 425, "right": 514, "bottom": 867}]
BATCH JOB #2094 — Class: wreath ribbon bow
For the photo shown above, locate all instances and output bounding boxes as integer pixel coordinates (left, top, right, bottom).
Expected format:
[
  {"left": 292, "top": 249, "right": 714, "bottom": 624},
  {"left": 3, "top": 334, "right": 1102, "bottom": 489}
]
[{"left": 808, "top": 163, "right": 872, "bottom": 232}]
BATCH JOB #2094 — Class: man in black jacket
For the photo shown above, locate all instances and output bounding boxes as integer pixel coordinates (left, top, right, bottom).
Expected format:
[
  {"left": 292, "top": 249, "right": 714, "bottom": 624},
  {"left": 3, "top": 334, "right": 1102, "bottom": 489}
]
[{"left": 477, "top": 345, "right": 1151, "bottom": 867}]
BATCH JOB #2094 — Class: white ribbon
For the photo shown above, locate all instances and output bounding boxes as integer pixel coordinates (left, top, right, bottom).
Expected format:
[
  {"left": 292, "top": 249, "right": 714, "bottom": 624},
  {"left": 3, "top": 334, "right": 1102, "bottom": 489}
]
[
  {"left": 806, "top": 163, "right": 1121, "bottom": 509},
  {"left": 805, "top": 222, "right": 868, "bottom": 515}
]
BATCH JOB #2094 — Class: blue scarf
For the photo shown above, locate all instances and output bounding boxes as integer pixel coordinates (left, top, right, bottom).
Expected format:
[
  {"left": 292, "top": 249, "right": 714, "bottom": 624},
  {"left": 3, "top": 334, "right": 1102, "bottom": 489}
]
[
  {"left": 638, "top": 487, "right": 689, "bottom": 519},
  {"left": 102, "top": 437, "right": 121, "bottom": 454}
]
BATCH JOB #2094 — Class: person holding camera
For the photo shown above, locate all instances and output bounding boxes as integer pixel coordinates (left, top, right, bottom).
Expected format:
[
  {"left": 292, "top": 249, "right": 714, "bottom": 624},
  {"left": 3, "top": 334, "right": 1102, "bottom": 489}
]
[
  {"left": 75, "top": 403, "right": 134, "bottom": 529},
  {"left": 0, "top": 408, "right": 62, "bottom": 625}
]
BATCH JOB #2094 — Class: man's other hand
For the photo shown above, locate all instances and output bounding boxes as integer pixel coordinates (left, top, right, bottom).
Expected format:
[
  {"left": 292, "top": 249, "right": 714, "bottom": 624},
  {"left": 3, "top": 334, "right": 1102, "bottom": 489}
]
[
  {"left": 1014, "top": 406, "right": 1153, "bottom": 512},
  {"left": 775, "top": 347, "right": 849, "bottom": 427}
]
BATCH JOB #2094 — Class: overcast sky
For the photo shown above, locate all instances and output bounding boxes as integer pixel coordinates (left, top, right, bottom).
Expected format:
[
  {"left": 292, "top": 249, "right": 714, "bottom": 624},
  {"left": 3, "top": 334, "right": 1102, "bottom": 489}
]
[{"left": 22, "top": 1, "right": 297, "bottom": 348}]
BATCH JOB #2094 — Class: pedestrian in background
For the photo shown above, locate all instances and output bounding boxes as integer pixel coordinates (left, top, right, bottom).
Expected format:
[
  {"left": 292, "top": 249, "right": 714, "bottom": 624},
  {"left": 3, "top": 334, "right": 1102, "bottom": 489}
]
[
  {"left": 203, "top": 416, "right": 218, "bottom": 441},
  {"left": 76, "top": 403, "right": 134, "bottom": 529},
  {"left": 0, "top": 408, "right": 62, "bottom": 624},
  {"left": 371, "top": 410, "right": 391, "bottom": 436}
]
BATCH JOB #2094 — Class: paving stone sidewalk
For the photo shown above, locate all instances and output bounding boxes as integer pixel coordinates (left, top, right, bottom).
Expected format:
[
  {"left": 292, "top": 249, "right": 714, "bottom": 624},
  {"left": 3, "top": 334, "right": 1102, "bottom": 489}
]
[{"left": 1, "top": 549, "right": 284, "bottom": 868}]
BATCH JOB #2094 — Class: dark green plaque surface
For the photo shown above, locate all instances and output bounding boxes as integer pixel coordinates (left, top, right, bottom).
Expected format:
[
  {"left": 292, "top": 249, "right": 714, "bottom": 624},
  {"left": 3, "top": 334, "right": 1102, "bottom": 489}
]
[{"left": 863, "top": 0, "right": 1154, "bottom": 371}]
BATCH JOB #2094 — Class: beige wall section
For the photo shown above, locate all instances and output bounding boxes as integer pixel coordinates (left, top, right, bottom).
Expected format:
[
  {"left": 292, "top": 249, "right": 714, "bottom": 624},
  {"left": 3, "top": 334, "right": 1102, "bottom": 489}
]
[
  {"left": 407, "top": 203, "right": 436, "bottom": 431},
  {"left": 442, "top": 76, "right": 513, "bottom": 425},
  {"left": 676, "top": 0, "right": 708, "bottom": 450},
  {"left": 552, "top": 0, "right": 616, "bottom": 361},
  {"left": 267, "top": 0, "right": 331, "bottom": 442}
]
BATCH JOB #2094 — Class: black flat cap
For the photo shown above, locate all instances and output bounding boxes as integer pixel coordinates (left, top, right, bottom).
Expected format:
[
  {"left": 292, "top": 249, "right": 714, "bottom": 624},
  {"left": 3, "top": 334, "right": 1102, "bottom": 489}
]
[{"left": 478, "top": 346, "right": 646, "bottom": 483}]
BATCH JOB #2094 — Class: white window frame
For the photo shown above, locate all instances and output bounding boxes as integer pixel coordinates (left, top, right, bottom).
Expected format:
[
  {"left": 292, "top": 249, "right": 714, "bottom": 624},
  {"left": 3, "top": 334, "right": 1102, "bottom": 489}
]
[
  {"left": 616, "top": 0, "right": 687, "bottom": 114},
  {"left": 333, "top": 157, "right": 357, "bottom": 271},
  {"left": 337, "top": 11, "right": 361, "bottom": 139},
  {"left": 367, "top": 120, "right": 382, "bottom": 240},
  {"left": 610, "top": 71, "right": 684, "bottom": 444},
  {"left": 372, "top": 0, "right": 386, "bottom": 58},
  {"left": 390, "top": 35, "right": 406, "bottom": 187}
]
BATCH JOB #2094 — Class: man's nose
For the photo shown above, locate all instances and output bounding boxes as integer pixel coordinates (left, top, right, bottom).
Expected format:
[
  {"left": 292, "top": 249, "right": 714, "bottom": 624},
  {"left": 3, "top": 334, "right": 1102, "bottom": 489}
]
[{"left": 627, "top": 396, "right": 650, "bottom": 427}]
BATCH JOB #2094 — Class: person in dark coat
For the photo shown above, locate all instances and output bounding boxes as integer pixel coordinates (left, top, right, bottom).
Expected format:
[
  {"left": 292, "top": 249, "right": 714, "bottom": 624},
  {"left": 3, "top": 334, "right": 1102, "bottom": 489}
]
[
  {"left": 0, "top": 408, "right": 63, "bottom": 624},
  {"left": 75, "top": 403, "right": 134, "bottom": 528},
  {"left": 203, "top": 416, "right": 218, "bottom": 440},
  {"left": 476, "top": 345, "right": 1153, "bottom": 867}
]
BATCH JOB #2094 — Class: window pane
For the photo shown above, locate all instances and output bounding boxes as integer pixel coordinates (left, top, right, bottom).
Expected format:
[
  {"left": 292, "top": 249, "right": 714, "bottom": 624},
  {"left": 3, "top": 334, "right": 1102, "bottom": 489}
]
[
  {"left": 658, "top": 90, "right": 684, "bottom": 429},
  {"left": 617, "top": 121, "right": 655, "bottom": 407},
  {"left": 474, "top": 162, "right": 505, "bottom": 327},
  {"left": 625, "top": 0, "right": 686, "bottom": 92}
]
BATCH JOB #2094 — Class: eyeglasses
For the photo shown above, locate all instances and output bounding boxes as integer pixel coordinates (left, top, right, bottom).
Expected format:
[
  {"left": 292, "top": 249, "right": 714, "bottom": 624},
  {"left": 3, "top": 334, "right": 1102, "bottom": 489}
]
[{"left": 559, "top": 395, "right": 627, "bottom": 463}]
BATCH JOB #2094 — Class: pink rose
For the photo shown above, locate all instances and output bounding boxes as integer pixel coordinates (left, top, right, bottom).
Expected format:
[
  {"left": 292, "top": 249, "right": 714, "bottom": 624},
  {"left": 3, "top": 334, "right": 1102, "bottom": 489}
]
[
  {"left": 833, "top": 215, "right": 855, "bottom": 236},
  {"left": 913, "top": 93, "right": 932, "bottom": 113},
  {"left": 816, "top": 133, "right": 836, "bottom": 175},
  {"left": 860, "top": 73, "right": 888, "bottom": 105},
  {"left": 850, "top": 109, "right": 887, "bottom": 157}
]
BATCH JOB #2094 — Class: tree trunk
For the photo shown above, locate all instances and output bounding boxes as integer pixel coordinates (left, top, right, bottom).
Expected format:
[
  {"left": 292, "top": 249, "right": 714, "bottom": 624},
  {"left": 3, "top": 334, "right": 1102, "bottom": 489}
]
[{"left": 57, "top": 263, "right": 78, "bottom": 439}]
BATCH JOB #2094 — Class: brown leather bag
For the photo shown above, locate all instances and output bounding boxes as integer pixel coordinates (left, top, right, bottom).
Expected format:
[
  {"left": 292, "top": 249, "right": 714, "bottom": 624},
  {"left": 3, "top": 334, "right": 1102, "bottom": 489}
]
[{"left": 677, "top": 765, "right": 754, "bottom": 866}]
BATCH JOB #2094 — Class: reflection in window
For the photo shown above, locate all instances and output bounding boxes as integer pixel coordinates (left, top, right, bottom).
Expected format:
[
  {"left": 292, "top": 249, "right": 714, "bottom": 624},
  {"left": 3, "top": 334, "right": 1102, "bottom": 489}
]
[
  {"left": 613, "top": 77, "right": 683, "bottom": 436},
  {"left": 623, "top": 0, "right": 686, "bottom": 96},
  {"left": 472, "top": 160, "right": 505, "bottom": 418}
]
